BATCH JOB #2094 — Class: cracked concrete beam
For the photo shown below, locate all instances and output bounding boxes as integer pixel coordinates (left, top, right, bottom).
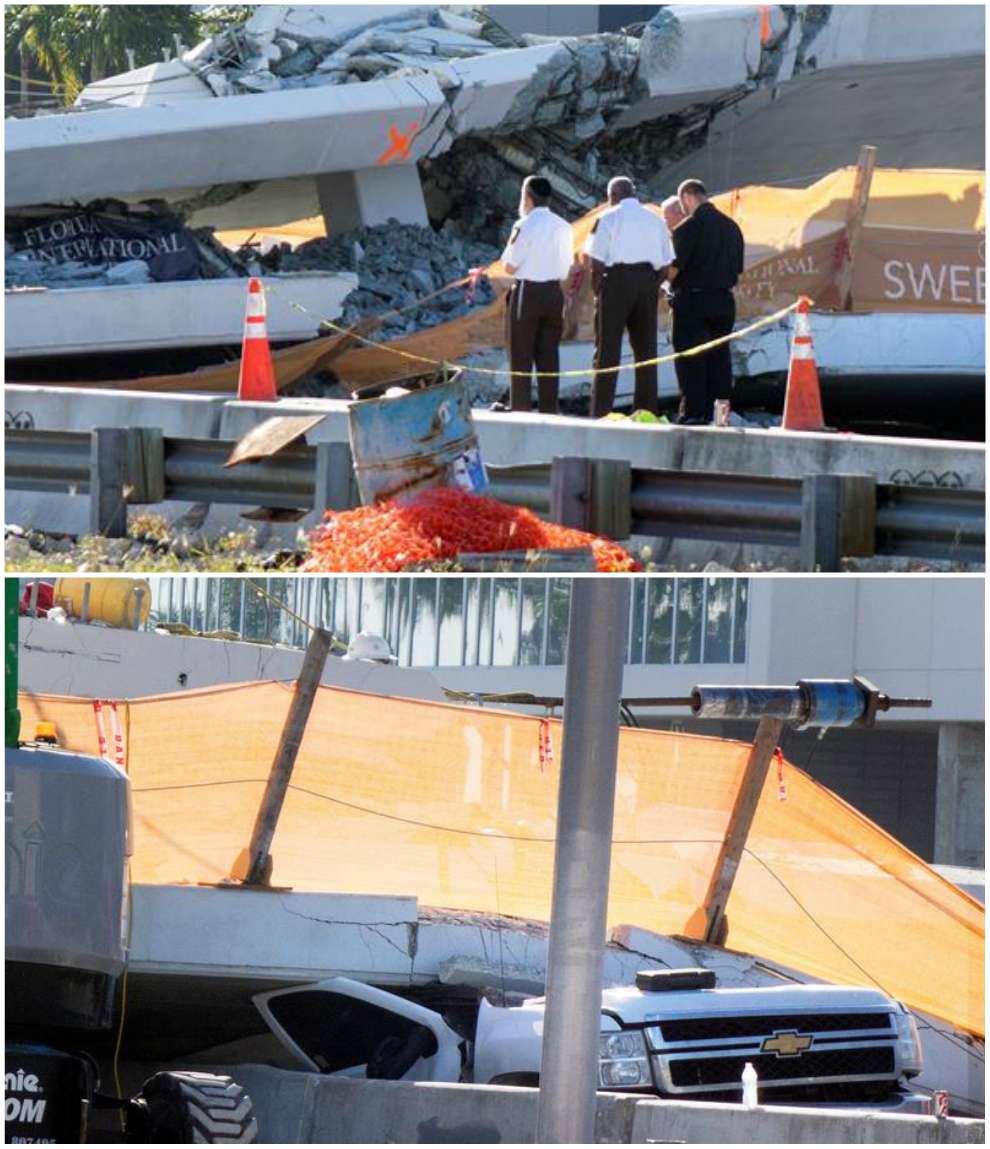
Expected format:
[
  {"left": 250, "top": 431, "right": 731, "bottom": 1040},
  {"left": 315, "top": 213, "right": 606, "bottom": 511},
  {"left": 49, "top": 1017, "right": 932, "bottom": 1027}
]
[
  {"left": 447, "top": 43, "right": 562, "bottom": 135},
  {"left": 619, "top": 5, "right": 765, "bottom": 128},
  {"left": 438, "top": 955, "right": 546, "bottom": 995},
  {"left": 7, "top": 72, "right": 453, "bottom": 208},
  {"left": 128, "top": 885, "right": 419, "bottom": 984}
]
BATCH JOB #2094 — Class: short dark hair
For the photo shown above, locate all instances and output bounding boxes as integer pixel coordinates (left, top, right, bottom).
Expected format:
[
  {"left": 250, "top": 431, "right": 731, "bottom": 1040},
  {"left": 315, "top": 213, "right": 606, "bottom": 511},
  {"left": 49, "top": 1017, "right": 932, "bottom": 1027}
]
[
  {"left": 678, "top": 178, "right": 708, "bottom": 199},
  {"left": 523, "top": 176, "right": 553, "bottom": 207},
  {"left": 607, "top": 176, "right": 635, "bottom": 203}
]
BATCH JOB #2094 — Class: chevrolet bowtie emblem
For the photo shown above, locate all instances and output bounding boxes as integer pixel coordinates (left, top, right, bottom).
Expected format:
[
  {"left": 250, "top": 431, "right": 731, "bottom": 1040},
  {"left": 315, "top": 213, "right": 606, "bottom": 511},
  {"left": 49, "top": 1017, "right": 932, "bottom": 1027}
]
[{"left": 761, "top": 1030, "right": 813, "bottom": 1058}]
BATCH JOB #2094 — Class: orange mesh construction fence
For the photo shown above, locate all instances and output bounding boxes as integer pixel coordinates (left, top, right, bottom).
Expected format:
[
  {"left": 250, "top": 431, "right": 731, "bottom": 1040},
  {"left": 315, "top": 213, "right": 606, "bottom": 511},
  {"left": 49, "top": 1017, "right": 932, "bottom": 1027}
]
[{"left": 20, "top": 683, "right": 984, "bottom": 1036}]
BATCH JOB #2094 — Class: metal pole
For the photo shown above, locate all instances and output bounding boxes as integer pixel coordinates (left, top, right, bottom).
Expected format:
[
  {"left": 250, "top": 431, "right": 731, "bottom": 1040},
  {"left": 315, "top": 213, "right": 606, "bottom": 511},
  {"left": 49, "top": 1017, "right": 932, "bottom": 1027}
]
[
  {"left": 6, "top": 581, "right": 22, "bottom": 747},
  {"left": 237, "top": 627, "right": 333, "bottom": 885},
  {"left": 536, "top": 578, "right": 630, "bottom": 1145}
]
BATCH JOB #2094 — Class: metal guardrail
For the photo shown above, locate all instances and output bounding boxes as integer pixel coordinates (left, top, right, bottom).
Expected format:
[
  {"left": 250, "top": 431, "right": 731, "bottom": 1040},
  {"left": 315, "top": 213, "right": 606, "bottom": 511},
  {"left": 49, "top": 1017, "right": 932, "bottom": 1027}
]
[{"left": 5, "top": 427, "right": 985, "bottom": 569}]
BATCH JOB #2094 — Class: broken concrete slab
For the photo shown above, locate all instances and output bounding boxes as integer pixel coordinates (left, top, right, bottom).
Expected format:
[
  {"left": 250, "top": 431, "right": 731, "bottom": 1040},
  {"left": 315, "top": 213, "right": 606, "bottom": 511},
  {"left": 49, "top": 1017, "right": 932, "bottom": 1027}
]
[
  {"left": 622, "top": 4, "right": 762, "bottom": 128},
  {"left": 4, "top": 272, "right": 357, "bottom": 359},
  {"left": 447, "top": 43, "right": 561, "bottom": 134},
  {"left": 76, "top": 58, "right": 213, "bottom": 108}
]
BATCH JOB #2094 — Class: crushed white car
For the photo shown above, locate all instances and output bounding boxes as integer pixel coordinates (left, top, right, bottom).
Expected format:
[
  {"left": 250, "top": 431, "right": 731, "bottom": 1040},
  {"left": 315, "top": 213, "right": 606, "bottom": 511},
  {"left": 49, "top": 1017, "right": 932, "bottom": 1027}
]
[{"left": 252, "top": 968, "right": 933, "bottom": 1114}]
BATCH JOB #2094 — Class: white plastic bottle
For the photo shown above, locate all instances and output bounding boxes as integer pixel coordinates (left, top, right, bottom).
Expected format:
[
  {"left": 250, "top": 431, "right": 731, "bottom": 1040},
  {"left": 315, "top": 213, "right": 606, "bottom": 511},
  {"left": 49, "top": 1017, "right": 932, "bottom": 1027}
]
[{"left": 741, "top": 1061, "right": 759, "bottom": 1109}]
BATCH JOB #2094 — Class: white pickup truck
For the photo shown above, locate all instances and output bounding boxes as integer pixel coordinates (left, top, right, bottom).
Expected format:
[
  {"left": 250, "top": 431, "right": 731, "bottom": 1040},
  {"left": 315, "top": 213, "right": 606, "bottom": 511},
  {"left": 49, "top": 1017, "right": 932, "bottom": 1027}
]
[{"left": 251, "top": 968, "right": 931, "bottom": 1114}]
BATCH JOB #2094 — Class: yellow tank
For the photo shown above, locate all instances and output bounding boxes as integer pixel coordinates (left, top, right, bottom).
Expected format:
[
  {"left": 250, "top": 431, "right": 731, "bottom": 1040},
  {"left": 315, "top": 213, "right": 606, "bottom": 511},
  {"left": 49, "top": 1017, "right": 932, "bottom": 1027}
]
[{"left": 54, "top": 578, "right": 152, "bottom": 629}]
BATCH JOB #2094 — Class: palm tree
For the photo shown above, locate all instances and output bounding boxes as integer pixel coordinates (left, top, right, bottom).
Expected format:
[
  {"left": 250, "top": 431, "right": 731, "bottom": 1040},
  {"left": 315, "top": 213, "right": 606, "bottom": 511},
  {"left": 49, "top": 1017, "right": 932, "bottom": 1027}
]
[
  {"left": 63, "top": 5, "right": 201, "bottom": 81},
  {"left": 5, "top": 5, "right": 81, "bottom": 109}
]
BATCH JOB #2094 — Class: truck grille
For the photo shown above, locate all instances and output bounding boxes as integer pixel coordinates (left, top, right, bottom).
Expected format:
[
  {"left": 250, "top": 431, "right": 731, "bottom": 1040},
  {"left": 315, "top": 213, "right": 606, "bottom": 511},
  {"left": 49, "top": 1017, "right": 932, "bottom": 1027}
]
[
  {"left": 668, "top": 1047, "right": 896, "bottom": 1089},
  {"left": 657, "top": 1012, "right": 892, "bottom": 1043}
]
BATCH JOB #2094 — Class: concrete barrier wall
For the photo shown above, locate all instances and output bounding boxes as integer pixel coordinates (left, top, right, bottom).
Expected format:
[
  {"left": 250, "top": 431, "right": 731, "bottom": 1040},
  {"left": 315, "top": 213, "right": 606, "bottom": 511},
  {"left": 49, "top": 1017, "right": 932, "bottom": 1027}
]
[
  {"left": 208, "top": 1065, "right": 984, "bottom": 1145},
  {"left": 630, "top": 1098, "right": 986, "bottom": 1144},
  {"left": 218, "top": 399, "right": 990, "bottom": 490}
]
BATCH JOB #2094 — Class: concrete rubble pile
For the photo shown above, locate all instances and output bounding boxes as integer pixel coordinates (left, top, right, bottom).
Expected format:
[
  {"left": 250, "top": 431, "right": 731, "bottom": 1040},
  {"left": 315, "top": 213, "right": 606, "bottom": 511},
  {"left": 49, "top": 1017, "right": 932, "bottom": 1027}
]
[
  {"left": 181, "top": 5, "right": 505, "bottom": 96},
  {"left": 263, "top": 221, "right": 499, "bottom": 335},
  {"left": 163, "top": 4, "right": 811, "bottom": 242}
]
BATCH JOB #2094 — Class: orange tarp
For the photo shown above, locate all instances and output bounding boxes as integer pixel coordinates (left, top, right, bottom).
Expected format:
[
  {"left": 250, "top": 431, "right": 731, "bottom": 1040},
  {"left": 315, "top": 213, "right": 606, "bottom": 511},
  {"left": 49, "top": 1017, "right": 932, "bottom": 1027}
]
[
  {"left": 721, "top": 166, "right": 985, "bottom": 315},
  {"left": 19, "top": 684, "right": 984, "bottom": 1036}
]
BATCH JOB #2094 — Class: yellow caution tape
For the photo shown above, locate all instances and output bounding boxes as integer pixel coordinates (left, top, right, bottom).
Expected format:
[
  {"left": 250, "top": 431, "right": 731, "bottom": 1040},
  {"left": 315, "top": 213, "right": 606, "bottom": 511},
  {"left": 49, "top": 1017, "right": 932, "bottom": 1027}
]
[{"left": 271, "top": 281, "right": 807, "bottom": 381}]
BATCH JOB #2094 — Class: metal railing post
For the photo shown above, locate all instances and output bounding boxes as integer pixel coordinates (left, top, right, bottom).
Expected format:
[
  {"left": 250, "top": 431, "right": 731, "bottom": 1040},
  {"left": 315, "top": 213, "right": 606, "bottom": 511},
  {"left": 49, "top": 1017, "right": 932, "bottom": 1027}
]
[{"left": 90, "top": 428, "right": 129, "bottom": 538}]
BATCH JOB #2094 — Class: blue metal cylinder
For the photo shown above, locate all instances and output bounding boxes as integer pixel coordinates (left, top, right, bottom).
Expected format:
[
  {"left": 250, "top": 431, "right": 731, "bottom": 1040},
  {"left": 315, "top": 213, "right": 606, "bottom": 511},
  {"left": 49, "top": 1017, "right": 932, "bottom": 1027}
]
[
  {"left": 690, "top": 680, "right": 869, "bottom": 728},
  {"left": 690, "top": 686, "right": 805, "bottom": 721},
  {"left": 797, "top": 679, "right": 866, "bottom": 729},
  {"left": 348, "top": 377, "right": 489, "bottom": 505}
]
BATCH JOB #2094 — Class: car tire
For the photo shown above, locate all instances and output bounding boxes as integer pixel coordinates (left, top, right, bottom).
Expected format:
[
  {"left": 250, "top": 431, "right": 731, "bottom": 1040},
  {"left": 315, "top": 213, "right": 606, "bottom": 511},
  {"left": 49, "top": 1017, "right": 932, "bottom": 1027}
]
[{"left": 130, "top": 1071, "right": 257, "bottom": 1143}]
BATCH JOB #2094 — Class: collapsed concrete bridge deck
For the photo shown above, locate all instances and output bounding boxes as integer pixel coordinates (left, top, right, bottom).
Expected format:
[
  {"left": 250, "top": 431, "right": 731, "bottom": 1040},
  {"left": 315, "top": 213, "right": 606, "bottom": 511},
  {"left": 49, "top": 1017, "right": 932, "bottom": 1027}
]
[{"left": 6, "top": 4, "right": 984, "bottom": 237}]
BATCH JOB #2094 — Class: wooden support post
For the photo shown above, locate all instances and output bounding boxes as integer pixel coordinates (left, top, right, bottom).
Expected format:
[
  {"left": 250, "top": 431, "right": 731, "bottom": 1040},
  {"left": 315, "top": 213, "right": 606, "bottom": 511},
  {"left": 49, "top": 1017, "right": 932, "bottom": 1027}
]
[
  {"left": 836, "top": 144, "right": 877, "bottom": 311},
  {"left": 313, "top": 441, "right": 356, "bottom": 517},
  {"left": 233, "top": 627, "right": 333, "bottom": 886},
  {"left": 550, "top": 457, "right": 591, "bottom": 530},
  {"left": 702, "top": 716, "right": 785, "bottom": 944},
  {"left": 800, "top": 473, "right": 876, "bottom": 571}
]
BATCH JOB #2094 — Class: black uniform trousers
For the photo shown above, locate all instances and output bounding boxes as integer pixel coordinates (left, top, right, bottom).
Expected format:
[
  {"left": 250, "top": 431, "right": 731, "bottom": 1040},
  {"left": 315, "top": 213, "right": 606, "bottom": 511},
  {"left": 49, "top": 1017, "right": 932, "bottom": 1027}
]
[
  {"left": 506, "top": 279, "right": 564, "bottom": 414},
  {"left": 591, "top": 263, "right": 660, "bottom": 419},
  {"left": 671, "top": 289, "right": 736, "bottom": 423}
]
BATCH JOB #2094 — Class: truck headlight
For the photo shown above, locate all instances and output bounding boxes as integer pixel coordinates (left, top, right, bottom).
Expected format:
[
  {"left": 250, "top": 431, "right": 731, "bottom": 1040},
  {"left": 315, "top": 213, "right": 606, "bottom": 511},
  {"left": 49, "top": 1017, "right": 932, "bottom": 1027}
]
[
  {"left": 894, "top": 1004, "right": 923, "bottom": 1078},
  {"left": 599, "top": 1030, "right": 650, "bottom": 1088}
]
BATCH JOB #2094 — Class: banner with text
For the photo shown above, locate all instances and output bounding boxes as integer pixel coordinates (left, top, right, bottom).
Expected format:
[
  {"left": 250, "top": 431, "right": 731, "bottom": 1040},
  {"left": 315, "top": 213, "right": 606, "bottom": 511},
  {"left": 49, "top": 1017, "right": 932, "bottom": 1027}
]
[{"left": 10, "top": 209, "right": 201, "bottom": 281}]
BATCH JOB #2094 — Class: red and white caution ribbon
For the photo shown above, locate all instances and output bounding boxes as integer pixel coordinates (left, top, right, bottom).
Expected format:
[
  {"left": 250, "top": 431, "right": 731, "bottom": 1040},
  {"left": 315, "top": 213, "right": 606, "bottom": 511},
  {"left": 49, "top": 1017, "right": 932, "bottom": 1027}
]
[
  {"left": 538, "top": 719, "right": 554, "bottom": 773},
  {"left": 774, "top": 747, "right": 787, "bottom": 801},
  {"left": 92, "top": 699, "right": 126, "bottom": 767}
]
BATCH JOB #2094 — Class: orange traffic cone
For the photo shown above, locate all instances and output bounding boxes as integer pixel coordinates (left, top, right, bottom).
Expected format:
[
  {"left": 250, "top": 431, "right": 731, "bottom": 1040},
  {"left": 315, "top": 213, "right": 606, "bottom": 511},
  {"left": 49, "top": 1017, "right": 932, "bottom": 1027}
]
[
  {"left": 781, "top": 296, "right": 828, "bottom": 432},
  {"left": 237, "top": 277, "right": 278, "bottom": 401}
]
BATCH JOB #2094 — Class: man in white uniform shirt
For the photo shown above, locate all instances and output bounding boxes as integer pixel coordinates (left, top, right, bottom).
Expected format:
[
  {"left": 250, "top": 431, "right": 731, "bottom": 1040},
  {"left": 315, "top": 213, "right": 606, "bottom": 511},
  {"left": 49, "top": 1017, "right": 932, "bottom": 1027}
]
[
  {"left": 582, "top": 176, "right": 674, "bottom": 417},
  {"left": 500, "top": 175, "right": 575, "bottom": 414}
]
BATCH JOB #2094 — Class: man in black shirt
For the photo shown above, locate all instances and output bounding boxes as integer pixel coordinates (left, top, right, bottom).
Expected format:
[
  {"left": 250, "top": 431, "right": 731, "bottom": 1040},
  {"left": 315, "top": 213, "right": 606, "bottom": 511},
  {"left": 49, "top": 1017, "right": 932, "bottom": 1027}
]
[{"left": 669, "top": 179, "right": 746, "bottom": 424}]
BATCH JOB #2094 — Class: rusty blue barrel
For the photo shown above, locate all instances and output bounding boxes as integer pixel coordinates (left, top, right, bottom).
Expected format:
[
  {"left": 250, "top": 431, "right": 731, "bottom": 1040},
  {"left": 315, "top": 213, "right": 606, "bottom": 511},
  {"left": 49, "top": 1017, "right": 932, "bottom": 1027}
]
[{"left": 348, "top": 378, "right": 489, "bottom": 505}]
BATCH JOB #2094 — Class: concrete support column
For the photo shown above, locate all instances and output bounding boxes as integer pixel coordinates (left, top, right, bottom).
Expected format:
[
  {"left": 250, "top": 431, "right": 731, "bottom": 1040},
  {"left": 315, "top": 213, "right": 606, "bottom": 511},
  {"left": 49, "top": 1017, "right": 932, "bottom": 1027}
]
[
  {"left": 316, "top": 165, "right": 429, "bottom": 233},
  {"left": 934, "top": 722, "right": 984, "bottom": 867}
]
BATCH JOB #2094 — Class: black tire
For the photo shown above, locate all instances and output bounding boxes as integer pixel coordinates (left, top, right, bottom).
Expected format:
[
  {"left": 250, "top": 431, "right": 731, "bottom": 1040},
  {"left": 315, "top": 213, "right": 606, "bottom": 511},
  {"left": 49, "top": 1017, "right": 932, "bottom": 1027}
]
[{"left": 130, "top": 1071, "right": 257, "bottom": 1144}]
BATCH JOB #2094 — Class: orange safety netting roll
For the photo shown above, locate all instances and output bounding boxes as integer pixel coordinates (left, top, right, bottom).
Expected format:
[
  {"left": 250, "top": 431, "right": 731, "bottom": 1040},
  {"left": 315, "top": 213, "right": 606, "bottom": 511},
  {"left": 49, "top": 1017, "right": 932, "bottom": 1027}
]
[{"left": 19, "top": 684, "right": 984, "bottom": 1036}]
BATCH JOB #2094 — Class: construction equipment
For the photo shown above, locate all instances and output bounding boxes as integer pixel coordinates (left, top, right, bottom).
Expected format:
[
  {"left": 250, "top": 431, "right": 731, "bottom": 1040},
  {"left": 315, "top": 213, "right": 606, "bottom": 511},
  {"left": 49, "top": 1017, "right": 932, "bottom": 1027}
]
[{"left": 4, "top": 580, "right": 257, "bottom": 1143}]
